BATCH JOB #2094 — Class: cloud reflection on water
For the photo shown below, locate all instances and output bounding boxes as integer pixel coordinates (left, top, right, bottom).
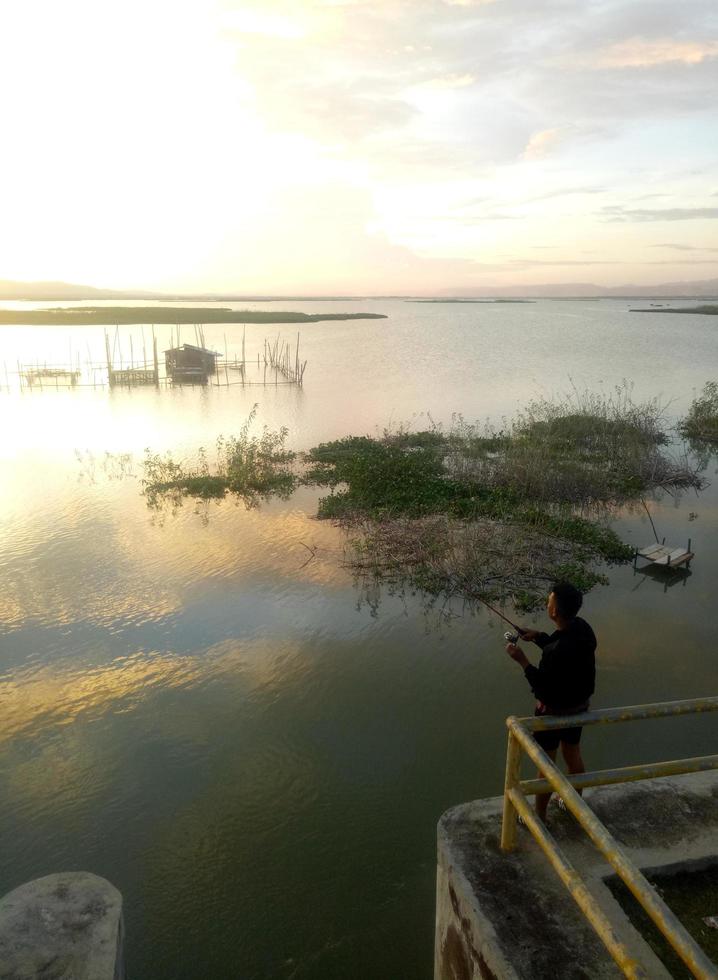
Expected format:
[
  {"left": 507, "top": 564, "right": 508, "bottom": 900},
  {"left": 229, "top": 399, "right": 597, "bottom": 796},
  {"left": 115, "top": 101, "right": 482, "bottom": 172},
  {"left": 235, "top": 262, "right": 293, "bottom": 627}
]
[
  {"left": 0, "top": 632, "right": 315, "bottom": 747},
  {"left": 0, "top": 456, "right": 348, "bottom": 635}
]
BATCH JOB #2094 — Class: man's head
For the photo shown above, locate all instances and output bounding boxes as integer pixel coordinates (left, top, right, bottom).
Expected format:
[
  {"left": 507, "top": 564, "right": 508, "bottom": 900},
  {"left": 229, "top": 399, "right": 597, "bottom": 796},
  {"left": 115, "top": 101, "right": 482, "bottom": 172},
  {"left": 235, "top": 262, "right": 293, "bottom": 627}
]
[{"left": 547, "top": 580, "right": 583, "bottom": 622}]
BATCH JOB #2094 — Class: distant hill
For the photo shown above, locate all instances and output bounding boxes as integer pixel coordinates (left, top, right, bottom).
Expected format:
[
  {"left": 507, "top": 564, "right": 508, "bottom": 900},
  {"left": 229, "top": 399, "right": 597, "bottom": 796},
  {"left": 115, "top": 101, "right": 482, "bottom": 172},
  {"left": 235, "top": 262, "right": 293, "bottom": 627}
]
[
  {"left": 2, "top": 276, "right": 718, "bottom": 302},
  {"left": 439, "top": 278, "right": 718, "bottom": 299},
  {"left": 0, "top": 280, "right": 160, "bottom": 300}
]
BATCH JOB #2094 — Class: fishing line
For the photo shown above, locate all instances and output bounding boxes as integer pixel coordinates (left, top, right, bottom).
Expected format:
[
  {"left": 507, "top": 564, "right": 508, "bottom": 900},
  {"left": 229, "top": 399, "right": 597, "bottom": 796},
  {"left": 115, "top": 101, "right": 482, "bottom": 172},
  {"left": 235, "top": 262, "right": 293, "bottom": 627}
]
[{"left": 474, "top": 595, "right": 526, "bottom": 635}]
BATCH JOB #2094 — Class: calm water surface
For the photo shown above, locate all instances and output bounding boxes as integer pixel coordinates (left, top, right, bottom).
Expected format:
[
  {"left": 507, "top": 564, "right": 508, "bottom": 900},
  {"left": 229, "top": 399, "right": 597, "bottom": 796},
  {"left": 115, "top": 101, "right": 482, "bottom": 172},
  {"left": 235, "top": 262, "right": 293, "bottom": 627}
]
[{"left": 1, "top": 299, "right": 717, "bottom": 978}]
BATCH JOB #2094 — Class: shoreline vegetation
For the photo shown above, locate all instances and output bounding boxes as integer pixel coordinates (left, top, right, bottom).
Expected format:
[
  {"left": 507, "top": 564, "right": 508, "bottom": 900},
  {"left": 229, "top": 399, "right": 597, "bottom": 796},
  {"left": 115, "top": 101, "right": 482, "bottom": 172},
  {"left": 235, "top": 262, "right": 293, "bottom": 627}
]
[
  {"left": 141, "top": 385, "right": 709, "bottom": 612},
  {"left": 0, "top": 306, "right": 388, "bottom": 325},
  {"left": 631, "top": 305, "right": 718, "bottom": 315}
]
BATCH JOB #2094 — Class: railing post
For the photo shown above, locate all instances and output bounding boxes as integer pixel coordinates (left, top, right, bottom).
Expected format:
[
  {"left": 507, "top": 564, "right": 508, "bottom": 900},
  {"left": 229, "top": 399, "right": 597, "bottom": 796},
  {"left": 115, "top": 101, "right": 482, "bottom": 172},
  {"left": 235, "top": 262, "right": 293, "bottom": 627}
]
[{"left": 501, "top": 724, "right": 523, "bottom": 852}]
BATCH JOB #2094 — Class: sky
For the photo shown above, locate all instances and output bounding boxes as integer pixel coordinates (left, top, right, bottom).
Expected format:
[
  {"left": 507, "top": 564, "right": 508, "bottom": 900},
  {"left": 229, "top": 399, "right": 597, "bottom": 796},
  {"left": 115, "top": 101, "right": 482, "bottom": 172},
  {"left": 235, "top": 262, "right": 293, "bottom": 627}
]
[{"left": 1, "top": 0, "right": 717, "bottom": 294}]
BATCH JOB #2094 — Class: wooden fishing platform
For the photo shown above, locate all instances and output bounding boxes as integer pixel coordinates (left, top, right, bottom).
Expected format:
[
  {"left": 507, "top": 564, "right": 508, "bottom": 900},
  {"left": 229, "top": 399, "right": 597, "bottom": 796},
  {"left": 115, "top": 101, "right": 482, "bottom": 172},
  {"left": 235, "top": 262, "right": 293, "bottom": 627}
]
[
  {"left": 634, "top": 538, "right": 694, "bottom": 569},
  {"left": 22, "top": 367, "right": 81, "bottom": 387},
  {"left": 2, "top": 325, "right": 308, "bottom": 393},
  {"left": 110, "top": 367, "right": 158, "bottom": 386}
]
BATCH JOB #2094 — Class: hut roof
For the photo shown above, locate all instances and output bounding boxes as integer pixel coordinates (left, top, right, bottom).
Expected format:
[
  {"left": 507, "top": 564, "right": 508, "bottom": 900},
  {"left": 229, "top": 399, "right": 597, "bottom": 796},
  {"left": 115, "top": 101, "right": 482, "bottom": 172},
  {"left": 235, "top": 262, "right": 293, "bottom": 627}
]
[{"left": 163, "top": 343, "right": 219, "bottom": 357}]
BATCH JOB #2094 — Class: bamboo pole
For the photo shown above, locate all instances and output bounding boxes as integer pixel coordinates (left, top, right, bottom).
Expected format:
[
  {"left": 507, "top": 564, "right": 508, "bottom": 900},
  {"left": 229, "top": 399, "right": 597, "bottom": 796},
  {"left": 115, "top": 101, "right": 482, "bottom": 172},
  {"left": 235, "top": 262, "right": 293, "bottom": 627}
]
[
  {"left": 153, "top": 334, "right": 159, "bottom": 386},
  {"left": 105, "top": 330, "right": 114, "bottom": 388}
]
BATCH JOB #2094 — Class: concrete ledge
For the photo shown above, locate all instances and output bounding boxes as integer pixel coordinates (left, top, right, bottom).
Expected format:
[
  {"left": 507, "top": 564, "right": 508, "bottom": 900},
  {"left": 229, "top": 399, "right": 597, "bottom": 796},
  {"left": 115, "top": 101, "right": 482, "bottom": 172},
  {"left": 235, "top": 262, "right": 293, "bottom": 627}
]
[
  {"left": 0, "top": 872, "right": 124, "bottom": 980},
  {"left": 435, "top": 771, "right": 718, "bottom": 979}
]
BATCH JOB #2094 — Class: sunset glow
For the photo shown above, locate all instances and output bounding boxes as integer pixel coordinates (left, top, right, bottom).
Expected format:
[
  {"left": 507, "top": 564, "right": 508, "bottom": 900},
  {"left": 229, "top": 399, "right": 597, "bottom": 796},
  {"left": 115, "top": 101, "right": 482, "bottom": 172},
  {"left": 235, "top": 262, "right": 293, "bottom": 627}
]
[{"left": 1, "top": 0, "right": 716, "bottom": 293}]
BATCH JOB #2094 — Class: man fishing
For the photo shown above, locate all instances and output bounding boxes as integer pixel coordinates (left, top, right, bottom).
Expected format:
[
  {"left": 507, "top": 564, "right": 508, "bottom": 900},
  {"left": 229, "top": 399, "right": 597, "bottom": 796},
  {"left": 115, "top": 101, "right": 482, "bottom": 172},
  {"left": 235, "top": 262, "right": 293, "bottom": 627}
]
[{"left": 505, "top": 581, "right": 596, "bottom": 824}]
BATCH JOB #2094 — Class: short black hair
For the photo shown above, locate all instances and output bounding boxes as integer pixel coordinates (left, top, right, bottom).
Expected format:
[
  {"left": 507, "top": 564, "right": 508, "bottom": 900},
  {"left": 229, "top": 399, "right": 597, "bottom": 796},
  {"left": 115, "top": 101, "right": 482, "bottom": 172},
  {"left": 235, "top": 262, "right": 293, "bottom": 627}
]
[{"left": 550, "top": 581, "right": 583, "bottom": 619}]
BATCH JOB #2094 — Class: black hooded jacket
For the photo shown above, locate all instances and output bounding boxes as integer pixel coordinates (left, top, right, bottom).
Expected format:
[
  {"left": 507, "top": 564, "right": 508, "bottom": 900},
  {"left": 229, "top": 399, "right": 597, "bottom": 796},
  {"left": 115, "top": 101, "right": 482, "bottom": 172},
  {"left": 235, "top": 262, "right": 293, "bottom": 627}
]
[{"left": 523, "top": 616, "right": 596, "bottom": 712}]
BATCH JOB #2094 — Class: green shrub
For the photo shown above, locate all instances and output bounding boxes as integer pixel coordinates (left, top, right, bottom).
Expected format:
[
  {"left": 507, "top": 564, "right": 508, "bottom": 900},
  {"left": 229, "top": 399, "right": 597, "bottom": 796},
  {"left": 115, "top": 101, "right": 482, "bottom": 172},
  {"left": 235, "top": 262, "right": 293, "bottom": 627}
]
[
  {"left": 680, "top": 382, "right": 718, "bottom": 442},
  {"left": 142, "top": 405, "right": 296, "bottom": 508}
]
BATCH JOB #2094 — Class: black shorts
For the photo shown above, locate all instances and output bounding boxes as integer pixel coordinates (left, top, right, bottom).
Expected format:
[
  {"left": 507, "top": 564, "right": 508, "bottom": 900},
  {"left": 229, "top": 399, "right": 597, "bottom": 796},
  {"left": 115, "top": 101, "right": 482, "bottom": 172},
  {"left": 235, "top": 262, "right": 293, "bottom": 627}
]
[
  {"left": 533, "top": 724, "right": 583, "bottom": 752},
  {"left": 533, "top": 703, "right": 586, "bottom": 752}
]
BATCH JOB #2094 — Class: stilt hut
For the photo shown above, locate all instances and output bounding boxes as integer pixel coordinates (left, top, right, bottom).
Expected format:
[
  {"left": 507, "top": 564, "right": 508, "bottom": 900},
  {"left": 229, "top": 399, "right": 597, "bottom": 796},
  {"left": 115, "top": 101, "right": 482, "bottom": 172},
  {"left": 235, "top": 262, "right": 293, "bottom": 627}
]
[{"left": 164, "top": 343, "right": 220, "bottom": 383}]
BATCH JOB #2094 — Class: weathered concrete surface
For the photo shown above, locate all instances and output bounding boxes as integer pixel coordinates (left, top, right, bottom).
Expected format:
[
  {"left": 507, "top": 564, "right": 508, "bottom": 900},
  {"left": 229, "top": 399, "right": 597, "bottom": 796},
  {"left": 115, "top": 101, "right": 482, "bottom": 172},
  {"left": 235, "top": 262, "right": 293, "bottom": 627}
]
[
  {"left": 436, "top": 771, "right": 718, "bottom": 979},
  {"left": 0, "top": 872, "right": 124, "bottom": 980}
]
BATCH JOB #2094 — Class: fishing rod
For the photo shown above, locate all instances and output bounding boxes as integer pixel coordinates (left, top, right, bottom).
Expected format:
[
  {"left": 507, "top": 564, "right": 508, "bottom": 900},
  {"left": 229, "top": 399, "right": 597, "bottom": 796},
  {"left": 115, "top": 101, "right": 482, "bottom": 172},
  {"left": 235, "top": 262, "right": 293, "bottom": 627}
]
[{"left": 474, "top": 596, "right": 526, "bottom": 637}]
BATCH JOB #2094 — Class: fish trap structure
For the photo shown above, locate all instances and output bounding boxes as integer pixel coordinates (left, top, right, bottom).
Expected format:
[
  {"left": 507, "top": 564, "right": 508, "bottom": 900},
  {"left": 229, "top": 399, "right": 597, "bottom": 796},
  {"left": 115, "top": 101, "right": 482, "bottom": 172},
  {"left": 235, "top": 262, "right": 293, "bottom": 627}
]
[
  {"left": 20, "top": 366, "right": 81, "bottom": 388},
  {"left": 217, "top": 329, "right": 307, "bottom": 387},
  {"left": 3, "top": 324, "right": 309, "bottom": 392},
  {"left": 105, "top": 328, "right": 160, "bottom": 388}
]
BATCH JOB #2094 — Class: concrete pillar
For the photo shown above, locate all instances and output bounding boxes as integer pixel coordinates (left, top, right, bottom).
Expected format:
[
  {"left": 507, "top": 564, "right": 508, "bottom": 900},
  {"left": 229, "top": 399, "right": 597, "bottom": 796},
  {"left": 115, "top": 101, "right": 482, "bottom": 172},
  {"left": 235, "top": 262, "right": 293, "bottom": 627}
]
[{"left": 0, "top": 872, "right": 124, "bottom": 980}]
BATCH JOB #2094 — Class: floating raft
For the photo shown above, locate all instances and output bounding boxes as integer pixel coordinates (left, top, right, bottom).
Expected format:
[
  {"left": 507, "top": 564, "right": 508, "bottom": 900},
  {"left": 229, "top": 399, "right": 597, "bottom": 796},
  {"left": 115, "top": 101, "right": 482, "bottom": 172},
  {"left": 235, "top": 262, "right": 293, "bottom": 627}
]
[{"left": 634, "top": 539, "right": 693, "bottom": 568}]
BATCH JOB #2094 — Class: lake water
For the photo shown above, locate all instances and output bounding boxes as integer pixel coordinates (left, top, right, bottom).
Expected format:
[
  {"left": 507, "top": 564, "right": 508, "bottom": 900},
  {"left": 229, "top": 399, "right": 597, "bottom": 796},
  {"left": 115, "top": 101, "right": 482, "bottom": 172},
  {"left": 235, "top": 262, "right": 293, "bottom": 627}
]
[{"left": 1, "top": 299, "right": 717, "bottom": 978}]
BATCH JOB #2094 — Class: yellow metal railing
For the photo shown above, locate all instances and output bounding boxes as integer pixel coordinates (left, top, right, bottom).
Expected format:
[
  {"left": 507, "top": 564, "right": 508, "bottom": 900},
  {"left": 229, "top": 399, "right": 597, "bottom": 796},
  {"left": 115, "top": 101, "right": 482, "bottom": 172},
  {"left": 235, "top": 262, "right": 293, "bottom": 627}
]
[{"left": 501, "top": 696, "right": 718, "bottom": 980}]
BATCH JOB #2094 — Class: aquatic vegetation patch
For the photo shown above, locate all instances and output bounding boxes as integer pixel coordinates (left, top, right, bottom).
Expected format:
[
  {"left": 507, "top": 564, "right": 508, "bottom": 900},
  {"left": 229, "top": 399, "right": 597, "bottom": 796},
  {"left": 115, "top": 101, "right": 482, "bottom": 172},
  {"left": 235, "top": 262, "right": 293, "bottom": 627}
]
[
  {"left": 0, "top": 306, "right": 388, "bottom": 325},
  {"left": 141, "top": 386, "right": 704, "bottom": 610},
  {"left": 679, "top": 381, "right": 718, "bottom": 443},
  {"left": 306, "top": 385, "right": 701, "bottom": 609},
  {"left": 142, "top": 405, "right": 297, "bottom": 510},
  {"left": 307, "top": 434, "right": 458, "bottom": 518},
  {"left": 345, "top": 515, "right": 615, "bottom": 613},
  {"left": 444, "top": 385, "right": 695, "bottom": 510}
]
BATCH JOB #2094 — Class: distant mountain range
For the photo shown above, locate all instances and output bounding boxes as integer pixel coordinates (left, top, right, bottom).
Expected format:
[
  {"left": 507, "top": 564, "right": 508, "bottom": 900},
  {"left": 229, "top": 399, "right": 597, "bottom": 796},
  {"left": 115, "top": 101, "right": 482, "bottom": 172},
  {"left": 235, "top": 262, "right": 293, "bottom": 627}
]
[
  {"left": 1, "top": 277, "right": 718, "bottom": 301},
  {"left": 438, "top": 278, "right": 718, "bottom": 299},
  {"left": 0, "top": 280, "right": 159, "bottom": 300}
]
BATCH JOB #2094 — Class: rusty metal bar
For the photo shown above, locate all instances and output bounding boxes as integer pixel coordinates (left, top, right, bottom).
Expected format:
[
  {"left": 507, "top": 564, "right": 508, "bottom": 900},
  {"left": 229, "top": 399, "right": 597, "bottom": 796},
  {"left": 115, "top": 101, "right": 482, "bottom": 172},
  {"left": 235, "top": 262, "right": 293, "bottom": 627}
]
[
  {"left": 500, "top": 729, "right": 523, "bottom": 852},
  {"left": 507, "top": 786, "right": 650, "bottom": 979},
  {"left": 508, "top": 717, "right": 718, "bottom": 979},
  {"left": 519, "top": 696, "right": 718, "bottom": 732},
  {"left": 520, "top": 753, "right": 718, "bottom": 796}
]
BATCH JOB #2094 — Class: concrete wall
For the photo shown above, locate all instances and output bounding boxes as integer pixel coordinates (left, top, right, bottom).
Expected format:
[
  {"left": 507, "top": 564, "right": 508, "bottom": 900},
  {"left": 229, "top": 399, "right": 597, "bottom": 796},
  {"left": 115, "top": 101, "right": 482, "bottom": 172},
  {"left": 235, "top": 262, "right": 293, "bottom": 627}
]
[
  {"left": 0, "top": 872, "right": 124, "bottom": 980},
  {"left": 435, "top": 773, "right": 718, "bottom": 979}
]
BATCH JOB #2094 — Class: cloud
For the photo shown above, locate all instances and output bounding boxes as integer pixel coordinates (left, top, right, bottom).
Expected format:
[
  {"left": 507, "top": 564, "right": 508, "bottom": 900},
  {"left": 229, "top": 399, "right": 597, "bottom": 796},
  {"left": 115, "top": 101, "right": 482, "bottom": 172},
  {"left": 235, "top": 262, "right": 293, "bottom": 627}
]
[
  {"left": 6, "top": 0, "right": 718, "bottom": 290},
  {"left": 522, "top": 185, "right": 606, "bottom": 203},
  {"left": 589, "top": 39, "right": 718, "bottom": 69},
  {"left": 506, "top": 259, "right": 624, "bottom": 268},
  {"left": 256, "top": 75, "right": 417, "bottom": 141},
  {"left": 600, "top": 206, "right": 718, "bottom": 222},
  {"left": 522, "top": 128, "right": 564, "bottom": 160},
  {"left": 459, "top": 185, "right": 605, "bottom": 211},
  {"left": 419, "top": 73, "right": 476, "bottom": 89},
  {"left": 650, "top": 243, "right": 718, "bottom": 251},
  {"left": 466, "top": 212, "right": 520, "bottom": 221}
]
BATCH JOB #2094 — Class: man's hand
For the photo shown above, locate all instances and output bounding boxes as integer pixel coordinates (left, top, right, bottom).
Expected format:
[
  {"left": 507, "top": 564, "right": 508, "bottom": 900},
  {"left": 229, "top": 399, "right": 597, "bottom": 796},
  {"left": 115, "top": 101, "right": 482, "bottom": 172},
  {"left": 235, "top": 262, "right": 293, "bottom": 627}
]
[
  {"left": 518, "top": 629, "right": 539, "bottom": 642},
  {"left": 505, "top": 643, "right": 529, "bottom": 668}
]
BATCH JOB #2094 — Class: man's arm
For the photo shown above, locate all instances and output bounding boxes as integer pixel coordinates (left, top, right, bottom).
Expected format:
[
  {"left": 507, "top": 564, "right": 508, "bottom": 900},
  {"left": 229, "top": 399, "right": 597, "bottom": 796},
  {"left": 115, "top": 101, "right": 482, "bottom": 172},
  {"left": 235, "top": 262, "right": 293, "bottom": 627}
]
[
  {"left": 520, "top": 629, "right": 551, "bottom": 648},
  {"left": 506, "top": 641, "right": 552, "bottom": 703}
]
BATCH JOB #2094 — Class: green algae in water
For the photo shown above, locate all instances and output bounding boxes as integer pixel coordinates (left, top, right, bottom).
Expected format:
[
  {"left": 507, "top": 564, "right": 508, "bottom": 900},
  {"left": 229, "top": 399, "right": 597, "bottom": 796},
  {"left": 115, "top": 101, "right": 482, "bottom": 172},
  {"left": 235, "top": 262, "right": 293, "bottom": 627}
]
[{"left": 607, "top": 865, "right": 718, "bottom": 977}]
